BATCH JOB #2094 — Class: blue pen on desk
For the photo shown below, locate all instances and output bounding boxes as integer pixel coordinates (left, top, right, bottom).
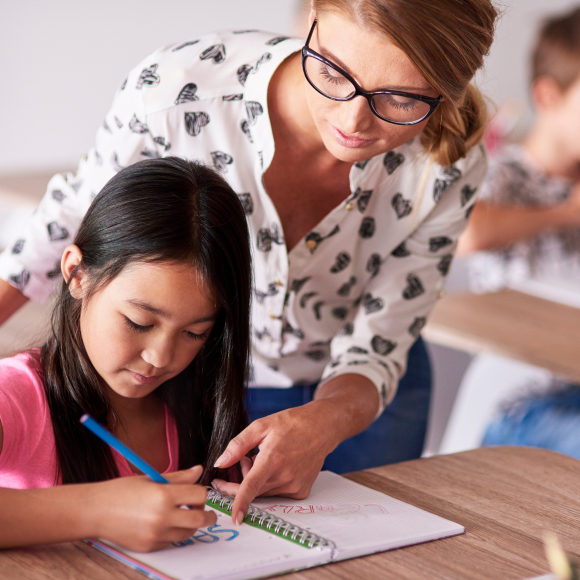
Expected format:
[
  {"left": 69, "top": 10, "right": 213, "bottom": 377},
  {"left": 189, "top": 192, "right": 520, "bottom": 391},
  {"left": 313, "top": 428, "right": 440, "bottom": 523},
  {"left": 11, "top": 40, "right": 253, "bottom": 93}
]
[{"left": 80, "top": 413, "right": 169, "bottom": 484}]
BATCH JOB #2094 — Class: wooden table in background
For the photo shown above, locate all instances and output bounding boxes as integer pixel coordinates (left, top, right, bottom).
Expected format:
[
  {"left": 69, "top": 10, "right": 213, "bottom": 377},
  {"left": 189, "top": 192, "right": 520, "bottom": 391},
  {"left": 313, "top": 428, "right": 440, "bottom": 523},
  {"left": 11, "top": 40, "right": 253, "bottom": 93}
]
[
  {"left": 1, "top": 446, "right": 579, "bottom": 580},
  {"left": 423, "top": 288, "right": 580, "bottom": 383}
]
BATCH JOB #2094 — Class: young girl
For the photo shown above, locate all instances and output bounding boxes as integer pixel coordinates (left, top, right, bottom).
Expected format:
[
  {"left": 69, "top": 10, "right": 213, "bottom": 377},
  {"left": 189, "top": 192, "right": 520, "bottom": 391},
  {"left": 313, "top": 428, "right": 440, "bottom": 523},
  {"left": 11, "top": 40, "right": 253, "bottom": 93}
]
[{"left": 0, "top": 157, "right": 252, "bottom": 551}]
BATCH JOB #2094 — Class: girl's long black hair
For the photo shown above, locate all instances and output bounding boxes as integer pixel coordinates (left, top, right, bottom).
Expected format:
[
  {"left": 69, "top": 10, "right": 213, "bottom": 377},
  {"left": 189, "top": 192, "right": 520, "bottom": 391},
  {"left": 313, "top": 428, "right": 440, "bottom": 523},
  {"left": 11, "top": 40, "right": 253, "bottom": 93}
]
[{"left": 40, "top": 157, "right": 252, "bottom": 485}]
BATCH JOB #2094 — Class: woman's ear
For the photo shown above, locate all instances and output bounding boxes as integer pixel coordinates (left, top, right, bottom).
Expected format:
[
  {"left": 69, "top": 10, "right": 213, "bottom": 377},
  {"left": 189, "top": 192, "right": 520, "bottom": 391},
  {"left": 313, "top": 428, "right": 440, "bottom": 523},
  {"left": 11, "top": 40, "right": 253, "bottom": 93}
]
[
  {"left": 532, "top": 75, "right": 564, "bottom": 111},
  {"left": 61, "top": 245, "right": 85, "bottom": 299}
]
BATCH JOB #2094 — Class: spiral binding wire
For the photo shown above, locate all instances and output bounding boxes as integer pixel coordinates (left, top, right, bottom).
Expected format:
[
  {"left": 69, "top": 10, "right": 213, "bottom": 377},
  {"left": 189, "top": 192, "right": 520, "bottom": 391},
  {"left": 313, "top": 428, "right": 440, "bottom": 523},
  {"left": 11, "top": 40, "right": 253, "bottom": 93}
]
[{"left": 206, "top": 488, "right": 336, "bottom": 549}]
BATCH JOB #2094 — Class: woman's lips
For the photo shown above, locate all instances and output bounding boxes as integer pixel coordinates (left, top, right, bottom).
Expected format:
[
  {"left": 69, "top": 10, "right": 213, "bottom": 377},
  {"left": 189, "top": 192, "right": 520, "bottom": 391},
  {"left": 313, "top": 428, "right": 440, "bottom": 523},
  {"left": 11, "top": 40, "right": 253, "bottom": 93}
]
[
  {"left": 331, "top": 126, "right": 375, "bottom": 148},
  {"left": 127, "top": 370, "right": 159, "bottom": 384}
]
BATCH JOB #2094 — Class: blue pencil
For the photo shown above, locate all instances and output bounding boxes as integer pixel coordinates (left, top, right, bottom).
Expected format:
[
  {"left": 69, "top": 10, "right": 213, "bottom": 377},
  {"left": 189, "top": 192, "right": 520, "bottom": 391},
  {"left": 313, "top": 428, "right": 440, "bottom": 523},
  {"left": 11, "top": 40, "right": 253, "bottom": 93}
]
[{"left": 80, "top": 413, "right": 169, "bottom": 484}]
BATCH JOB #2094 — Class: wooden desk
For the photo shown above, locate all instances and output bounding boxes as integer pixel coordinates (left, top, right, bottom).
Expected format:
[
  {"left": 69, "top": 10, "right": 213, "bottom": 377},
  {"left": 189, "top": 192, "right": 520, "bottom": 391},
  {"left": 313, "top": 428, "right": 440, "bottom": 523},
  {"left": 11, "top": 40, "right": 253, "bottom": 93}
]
[
  {"left": 423, "top": 289, "right": 580, "bottom": 383},
  {"left": 1, "top": 446, "right": 578, "bottom": 580}
]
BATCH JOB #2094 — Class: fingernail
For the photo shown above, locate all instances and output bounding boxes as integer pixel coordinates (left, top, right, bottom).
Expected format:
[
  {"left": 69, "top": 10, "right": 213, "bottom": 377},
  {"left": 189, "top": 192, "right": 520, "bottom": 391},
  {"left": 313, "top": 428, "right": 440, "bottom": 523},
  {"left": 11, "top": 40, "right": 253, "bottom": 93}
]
[
  {"left": 190, "top": 464, "right": 202, "bottom": 471},
  {"left": 214, "top": 451, "right": 231, "bottom": 468},
  {"left": 236, "top": 512, "right": 244, "bottom": 526},
  {"left": 210, "top": 480, "right": 217, "bottom": 489}
]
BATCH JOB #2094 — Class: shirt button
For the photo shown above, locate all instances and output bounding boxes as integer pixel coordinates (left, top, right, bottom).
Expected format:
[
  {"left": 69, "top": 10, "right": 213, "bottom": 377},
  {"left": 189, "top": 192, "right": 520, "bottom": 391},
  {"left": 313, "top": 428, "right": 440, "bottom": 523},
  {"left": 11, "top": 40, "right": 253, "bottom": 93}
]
[
  {"left": 269, "top": 312, "right": 278, "bottom": 319},
  {"left": 345, "top": 203, "right": 355, "bottom": 211},
  {"left": 306, "top": 240, "right": 317, "bottom": 251},
  {"left": 274, "top": 278, "right": 283, "bottom": 287}
]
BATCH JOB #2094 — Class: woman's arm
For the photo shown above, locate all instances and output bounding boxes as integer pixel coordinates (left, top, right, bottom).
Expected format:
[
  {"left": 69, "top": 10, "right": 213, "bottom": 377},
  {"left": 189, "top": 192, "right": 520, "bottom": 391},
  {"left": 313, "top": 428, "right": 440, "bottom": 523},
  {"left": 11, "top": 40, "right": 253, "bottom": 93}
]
[
  {"left": 0, "top": 466, "right": 216, "bottom": 552},
  {"left": 457, "top": 196, "right": 580, "bottom": 254}
]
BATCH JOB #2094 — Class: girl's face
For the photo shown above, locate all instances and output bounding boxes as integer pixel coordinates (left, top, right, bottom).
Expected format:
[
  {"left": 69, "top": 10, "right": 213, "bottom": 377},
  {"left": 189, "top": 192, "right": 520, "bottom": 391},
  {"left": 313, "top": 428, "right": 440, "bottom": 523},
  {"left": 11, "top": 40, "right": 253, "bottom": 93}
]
[
  {"left": 304, "top": 11, "right": 440, "bottom": 163},
  {"left": 70, "top": 256, "right": 218, "bottom": 401}
]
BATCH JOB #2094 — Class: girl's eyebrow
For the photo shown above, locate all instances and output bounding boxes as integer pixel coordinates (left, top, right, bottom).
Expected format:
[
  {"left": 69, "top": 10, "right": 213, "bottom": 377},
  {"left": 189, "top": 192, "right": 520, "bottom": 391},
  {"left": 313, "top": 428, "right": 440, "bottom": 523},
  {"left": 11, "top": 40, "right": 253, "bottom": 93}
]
[{"left": 124, "top": 299, "right": 217, "bottom": 323}]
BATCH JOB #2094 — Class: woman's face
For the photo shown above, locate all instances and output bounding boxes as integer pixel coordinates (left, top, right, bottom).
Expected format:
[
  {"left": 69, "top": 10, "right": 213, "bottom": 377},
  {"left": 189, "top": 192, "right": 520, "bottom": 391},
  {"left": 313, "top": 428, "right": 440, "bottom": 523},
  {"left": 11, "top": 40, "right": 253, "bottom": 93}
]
[
  {"left": 74, "top": 259, "right": 218, "bottom": 402},
  {"left": 304, "top": 11, "right": 440, "bottom": 163}
]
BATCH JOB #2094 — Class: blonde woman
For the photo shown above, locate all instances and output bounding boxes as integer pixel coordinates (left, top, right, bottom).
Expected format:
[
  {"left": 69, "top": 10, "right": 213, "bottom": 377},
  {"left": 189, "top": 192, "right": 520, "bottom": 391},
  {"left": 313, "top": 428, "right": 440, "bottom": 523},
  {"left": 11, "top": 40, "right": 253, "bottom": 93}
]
[{"left": 0, "top": 0, "right": 497, "bottom": 523}]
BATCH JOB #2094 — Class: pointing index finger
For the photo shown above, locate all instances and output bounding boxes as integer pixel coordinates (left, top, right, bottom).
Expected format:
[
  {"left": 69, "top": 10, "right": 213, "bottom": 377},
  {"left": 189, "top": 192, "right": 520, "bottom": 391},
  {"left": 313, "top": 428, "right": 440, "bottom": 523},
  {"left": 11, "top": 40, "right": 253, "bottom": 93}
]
[{"left": 230, "top": 454, "right": 273, "bottom": 525}]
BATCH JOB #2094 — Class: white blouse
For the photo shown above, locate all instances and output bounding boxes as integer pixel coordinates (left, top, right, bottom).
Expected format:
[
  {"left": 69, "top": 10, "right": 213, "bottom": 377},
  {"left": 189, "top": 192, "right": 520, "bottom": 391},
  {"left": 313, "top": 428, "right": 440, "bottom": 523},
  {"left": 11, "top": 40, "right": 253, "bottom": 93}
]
[{"left": 0, "top": 30, "right": 487, "bottom": 416}]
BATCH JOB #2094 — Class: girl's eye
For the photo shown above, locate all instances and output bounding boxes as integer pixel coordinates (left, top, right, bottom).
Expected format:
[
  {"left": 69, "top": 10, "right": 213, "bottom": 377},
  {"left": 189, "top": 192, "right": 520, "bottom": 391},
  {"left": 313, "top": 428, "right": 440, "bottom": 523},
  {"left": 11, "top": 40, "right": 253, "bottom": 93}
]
[
  {"left": 124, "top": 317, "right": 153, "bottom": 333},
  {"left": 184, "top": 330, "right": 208, "bottom": 341}
]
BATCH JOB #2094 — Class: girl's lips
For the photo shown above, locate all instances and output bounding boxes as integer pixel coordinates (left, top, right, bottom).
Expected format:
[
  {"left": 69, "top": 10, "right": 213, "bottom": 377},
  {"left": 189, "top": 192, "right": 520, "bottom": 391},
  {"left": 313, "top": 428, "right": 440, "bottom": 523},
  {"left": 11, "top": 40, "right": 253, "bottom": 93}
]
[
  {"left": 127, "top": 370, "right": 159, "bottom": 384},
  {"left": 331, "top": 126, "right": 375, "bottom": 148}
]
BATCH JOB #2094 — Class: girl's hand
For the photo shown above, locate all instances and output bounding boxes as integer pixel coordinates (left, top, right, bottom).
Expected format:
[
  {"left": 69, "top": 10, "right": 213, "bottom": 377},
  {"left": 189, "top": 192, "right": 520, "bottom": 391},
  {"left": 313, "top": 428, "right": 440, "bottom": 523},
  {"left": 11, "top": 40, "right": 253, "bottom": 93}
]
[{"left": 90, "top": 465, "right": 216, "bottom": 552}]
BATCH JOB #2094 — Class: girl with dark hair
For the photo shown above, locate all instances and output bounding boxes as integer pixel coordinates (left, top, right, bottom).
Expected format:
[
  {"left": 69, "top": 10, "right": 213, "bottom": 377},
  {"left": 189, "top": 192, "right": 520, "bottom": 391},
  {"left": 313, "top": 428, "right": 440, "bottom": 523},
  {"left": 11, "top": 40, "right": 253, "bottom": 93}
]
[{"left": 0, "top": 157, "right": 252, "bottom": 551}]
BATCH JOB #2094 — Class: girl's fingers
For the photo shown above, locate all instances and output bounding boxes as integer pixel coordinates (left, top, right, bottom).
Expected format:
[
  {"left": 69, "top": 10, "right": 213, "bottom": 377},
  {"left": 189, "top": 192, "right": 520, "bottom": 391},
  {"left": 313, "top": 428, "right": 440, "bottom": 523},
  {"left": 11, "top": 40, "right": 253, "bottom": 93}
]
[
  {"left": 210, "top": 478, "right": 240, "bottom": 496},
  {"left": 171, "top": 506, "right": 217, "bottom": 530}
]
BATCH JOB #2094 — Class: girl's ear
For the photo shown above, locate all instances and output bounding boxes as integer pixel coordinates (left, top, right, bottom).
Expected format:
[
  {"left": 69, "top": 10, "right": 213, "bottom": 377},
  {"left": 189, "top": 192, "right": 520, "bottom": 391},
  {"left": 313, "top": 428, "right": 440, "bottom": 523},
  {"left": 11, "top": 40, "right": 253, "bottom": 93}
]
[
  {"left": 532, "top": 75, "right": 564, "bottom": 111},
  {"left": 61, "top": 245, "right": 86, "bottom": 299}
]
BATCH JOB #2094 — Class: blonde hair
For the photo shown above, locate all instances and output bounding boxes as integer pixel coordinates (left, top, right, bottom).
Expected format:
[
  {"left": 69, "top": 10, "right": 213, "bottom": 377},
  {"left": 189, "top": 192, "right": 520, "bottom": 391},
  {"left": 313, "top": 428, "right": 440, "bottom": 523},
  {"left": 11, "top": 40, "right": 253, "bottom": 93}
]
[{"left": 311, "top": 0, "right": 498, "bottom": 166}]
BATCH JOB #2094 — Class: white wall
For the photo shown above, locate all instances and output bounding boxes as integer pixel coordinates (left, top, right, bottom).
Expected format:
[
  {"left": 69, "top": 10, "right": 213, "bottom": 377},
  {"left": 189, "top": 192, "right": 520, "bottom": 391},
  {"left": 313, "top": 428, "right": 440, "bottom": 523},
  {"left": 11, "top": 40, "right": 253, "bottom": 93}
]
[{"left": 0, "top": 1, "right": 299, "bottom": 173}]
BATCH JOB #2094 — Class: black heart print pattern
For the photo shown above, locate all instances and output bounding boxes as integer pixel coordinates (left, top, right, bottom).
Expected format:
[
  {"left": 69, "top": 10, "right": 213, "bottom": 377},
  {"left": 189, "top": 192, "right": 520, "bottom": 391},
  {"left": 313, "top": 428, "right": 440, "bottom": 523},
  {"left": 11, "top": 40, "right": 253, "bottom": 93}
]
[
  {"left": 46, "top": 263, "right": 61, "bottom": 279},
  {"left": 185, "top": 112, "right": 210, "bottom": 136},
  {"left": 200, "top": 44, "right": 226, "bottom": 64},
  {"left": 331, "top": 307, "right": 349, "bottom": 320},
  {"left": 256, "top": 223, "right": 283, "bottom": 252},
  {"left": 330, "top": 252, "right": 351, "bottom": 273},
  {"left": 223, "top": 94, "right": 243, "bottom": 101},
  {"left": 354, "top": 159, "right": 370, "bottom": 170},
  {"left": 140, "top": 148, "right": 160, "bottom": 159},
  {"left": 291, "top": 276, "right": 311, "bottom": 294},
  {"left": 246, "top": 101, "right": 263, "bottom": 125},
  {"left": 129, "top": 114, "right": 149, "bottom": 134},
  {"left": 380, "top": 384, "right": 388, "bottom": 408},
  {"left": 366, "top": 254, "right": 382, "bottom": 277},
  {"left": 11, "top": 239, "right": 24, "bottom": 254},
  {"left": 391, "top": 193, "right": 413, "bottom": 219},
  {"left": 348, "top": 346, "right": 368, "bottom": 354},
  {"left": 136, "top": 64, "right": 160, "bottom": 90},
  {"left": 153, "top": 136, "right": 171, "bottom": 151},
  {"left": 103, "top": 119, "right": 111, "bottom": 133},
  {"left": 283, "top": 322, "right": 304, "bottom": 339},
  {"left": 51, "top": 189, "right": 66, "bottom": 202},
  {"left": 299, "top": 291, "right": 318, "bottom": 308},
  {"left": 172, "top": 40, "right": 200, "bottom": 52},
  {"left": 238, "top": 193, "right": 254, "bottom": 215},
  {"left": 210, "top": 151, "right": 233, "bottom": 173},
  {"left": 337, "top": 323, "right": 354, "bottom": 336},
  {"left": 437, "top": 254, "right": 453, "bottom": 276},
  {"left": 383, "top": 151, "right": 405, "bottom": 174},
  {"left": 9, "top": 270, "right": 30, "bottom": 291},
  {"left": 460, "top": 184, "right": 477, "bottom": 207},
  {"left": 433, "top": 165, "right": 461, "bottom": 202},
  {"left": 357, "top": 190, "right": 373, "bottom": 213},
  {"left": 347, "top": 360, "right": 369, "bottom": 366},
  {"left": 465, "top": 205, "right": 474, "bottom": 220},
  {"left": 305, "top": 350, "right": 325, "bottom": 361},
  {"left": 313, "top": 301, "right": 325, "bottom": 320},
  {"left": 111, "top": 152, "right": 126, "bottom": 172},
  {"left": 237, "top": 53, "right": 272, "bottom": 86},
  {"left": 255, "top": 282, "right": 279, "bottom": 304},
  {"left": 266, "top": 36, "right": 290, "bottom": 45},
  {"left": 391, "top": 242, "right": 410, "bottom": 258},
  {"left": 254, "top": 327, "right": 272, "bottom": 341},
  {"left": 47, "top": 222, "right": 69, "bottom": 242},
  {"left": 402, "top": 273, "right": 425, "bottom": 300},
  {"left": 114, "top": 116, "right": 123, "bottom": 129},
  {"left": 120, "top": 78, "right": 127, "bottom": 90},
  {"left": 408, "top": 316, "right": 427, "bottom": 338},
  {"left": 310, "top": 339, "right": 332, "bottom": 347},
  {"left": 175, "top": 83, "right": 199, "bottom": 105},
  {"left": 359, "top": 217, "right": 375, "bottom": 239},
  {"left": 371, "top": 335, "right": 397, "bottom": 356},
  {"left": 429, "top": 236, "right": 453, "bottom": 252},
  {"left": 305, "top": 224, "right": 340, "bottom": 254},
  {"left": 362, "top": 292, "right": 384, "bottom": 314},
  {"left": 240, "top": 120, "right": 253, "bottom": 143},
  {"left": 337, "top": 276, "right": 357, "bottom": 296}
]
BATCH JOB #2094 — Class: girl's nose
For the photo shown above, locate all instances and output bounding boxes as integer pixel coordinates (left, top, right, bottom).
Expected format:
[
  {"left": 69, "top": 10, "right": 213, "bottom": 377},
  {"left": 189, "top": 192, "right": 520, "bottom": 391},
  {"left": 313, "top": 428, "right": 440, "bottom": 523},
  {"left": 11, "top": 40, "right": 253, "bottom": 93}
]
[
  {"left": 141, "top": 335, "right": 173, "bottom": 369},
  {"left": 338, "top": 96, "right": 374, "bottom": 135}
]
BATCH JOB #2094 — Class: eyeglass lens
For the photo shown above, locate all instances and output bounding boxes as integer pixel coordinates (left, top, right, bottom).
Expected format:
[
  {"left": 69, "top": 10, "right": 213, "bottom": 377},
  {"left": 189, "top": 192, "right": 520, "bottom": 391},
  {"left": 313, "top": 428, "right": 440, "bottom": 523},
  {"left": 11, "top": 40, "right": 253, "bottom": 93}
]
[{"left": 303, "top": 55, "right": 432, "bottom": 124}]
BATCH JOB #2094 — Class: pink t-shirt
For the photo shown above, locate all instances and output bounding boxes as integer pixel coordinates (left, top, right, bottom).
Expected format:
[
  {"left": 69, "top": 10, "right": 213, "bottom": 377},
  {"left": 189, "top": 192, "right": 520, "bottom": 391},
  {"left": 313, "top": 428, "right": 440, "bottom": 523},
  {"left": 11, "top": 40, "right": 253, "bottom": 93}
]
[{"left": 0, "top": 351, "right": 179, "bottom": 489}]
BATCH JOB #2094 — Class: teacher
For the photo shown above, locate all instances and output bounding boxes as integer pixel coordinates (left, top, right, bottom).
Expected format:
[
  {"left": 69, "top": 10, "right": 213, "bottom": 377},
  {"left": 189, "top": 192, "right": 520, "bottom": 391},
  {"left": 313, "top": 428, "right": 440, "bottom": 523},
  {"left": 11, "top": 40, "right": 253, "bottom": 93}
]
[{"left": 0, "top": 0, "right": 497, "bottom": 522}]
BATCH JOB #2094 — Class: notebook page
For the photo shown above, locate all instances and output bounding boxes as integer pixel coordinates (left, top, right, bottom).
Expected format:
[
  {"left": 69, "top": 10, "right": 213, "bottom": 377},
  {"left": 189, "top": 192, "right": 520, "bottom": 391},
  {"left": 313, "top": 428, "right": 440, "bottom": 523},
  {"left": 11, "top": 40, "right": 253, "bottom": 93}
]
[
  {"left": 104, "top": 509, "right": 330, "bottom": 580},
  {"left": 251, "top": 471, "right": 464, "bottom": 560}
]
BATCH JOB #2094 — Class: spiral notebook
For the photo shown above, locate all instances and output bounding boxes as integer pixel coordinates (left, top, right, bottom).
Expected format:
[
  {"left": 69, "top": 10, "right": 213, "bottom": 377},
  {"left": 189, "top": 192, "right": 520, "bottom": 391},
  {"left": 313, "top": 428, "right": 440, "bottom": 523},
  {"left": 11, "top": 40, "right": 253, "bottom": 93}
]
[{"left": 87, "top": 471, "right": 464, "bottom": 580}]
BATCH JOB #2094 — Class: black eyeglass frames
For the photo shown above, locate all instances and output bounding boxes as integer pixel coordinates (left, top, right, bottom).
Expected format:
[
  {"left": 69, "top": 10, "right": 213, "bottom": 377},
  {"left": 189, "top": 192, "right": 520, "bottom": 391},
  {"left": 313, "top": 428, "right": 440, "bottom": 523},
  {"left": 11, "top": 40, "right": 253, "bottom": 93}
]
[{"left": 301, "top": 20, "right": 442, "bottom": 126}]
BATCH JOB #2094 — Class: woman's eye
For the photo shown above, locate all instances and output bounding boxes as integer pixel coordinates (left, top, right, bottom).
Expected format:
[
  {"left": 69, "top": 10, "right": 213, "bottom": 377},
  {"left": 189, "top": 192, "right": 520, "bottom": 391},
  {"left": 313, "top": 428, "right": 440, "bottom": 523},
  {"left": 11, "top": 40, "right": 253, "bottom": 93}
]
[
  {"left": 319, "top": 63, "right": 347, "bottom": 84},
  {"left": 184, "top": 330, "right": 208, "bottom": 341},
  {"left": 124, "top": 317, "right": 153, "bottom": 333}
]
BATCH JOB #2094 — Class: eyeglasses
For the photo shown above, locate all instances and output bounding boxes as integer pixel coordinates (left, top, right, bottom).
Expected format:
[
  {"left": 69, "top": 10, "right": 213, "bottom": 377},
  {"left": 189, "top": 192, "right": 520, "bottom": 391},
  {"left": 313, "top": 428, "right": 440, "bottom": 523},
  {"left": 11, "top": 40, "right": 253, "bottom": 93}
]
[{"left": 301, "top": 20, "right": 442, "bottom": 126}]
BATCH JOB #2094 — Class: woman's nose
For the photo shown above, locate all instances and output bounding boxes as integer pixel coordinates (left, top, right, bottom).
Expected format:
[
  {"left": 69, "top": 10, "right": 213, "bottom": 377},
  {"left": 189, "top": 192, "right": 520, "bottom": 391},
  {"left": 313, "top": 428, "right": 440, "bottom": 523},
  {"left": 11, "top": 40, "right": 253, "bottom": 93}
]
[
  {"left": 339, "top": 96, "right": 374, "bottom": 134},
  {"left": 141, "top": 335, "right": 173, "bottom": 369}
]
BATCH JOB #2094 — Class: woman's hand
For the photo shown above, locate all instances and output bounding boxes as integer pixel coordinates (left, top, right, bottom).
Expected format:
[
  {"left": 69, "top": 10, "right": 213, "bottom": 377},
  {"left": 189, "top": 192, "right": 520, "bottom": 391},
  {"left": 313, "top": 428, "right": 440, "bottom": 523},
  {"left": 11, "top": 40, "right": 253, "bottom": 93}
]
[
  {"left": 212, "top": 374, "right": 379, "bottom": 524},
  {"left": 90, "top": 465, "right": 216, "bottom": 552},
  {"left": 0, "top": 465, "right": 216, "bottom": 552}
]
